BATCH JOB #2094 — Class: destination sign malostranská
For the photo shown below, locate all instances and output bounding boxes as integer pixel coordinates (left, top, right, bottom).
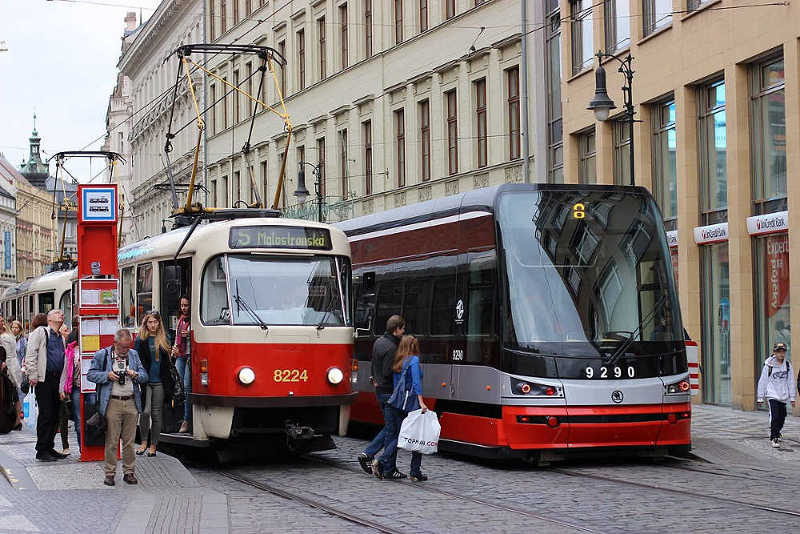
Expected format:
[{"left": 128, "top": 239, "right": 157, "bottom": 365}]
[{"left": 229, "top": 226, "right": 332, "bottom": 250}]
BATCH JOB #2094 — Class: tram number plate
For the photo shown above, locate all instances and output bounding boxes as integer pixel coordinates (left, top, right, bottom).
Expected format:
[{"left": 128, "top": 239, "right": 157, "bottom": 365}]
[
  {"left": 273, "top": 369, "right": 309, "bottom": 382},
  {"left": 585, "top": 365, "right": 636, "bottom": 379}
]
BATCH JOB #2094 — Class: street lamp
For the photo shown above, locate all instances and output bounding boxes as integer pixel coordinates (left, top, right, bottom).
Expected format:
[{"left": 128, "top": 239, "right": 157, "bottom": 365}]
[
  {"left": 587, "top": 52, "right": 636, "bottom": 186},
  {"left": 295, "top": 161, "right": 323, "bottom": 222}
]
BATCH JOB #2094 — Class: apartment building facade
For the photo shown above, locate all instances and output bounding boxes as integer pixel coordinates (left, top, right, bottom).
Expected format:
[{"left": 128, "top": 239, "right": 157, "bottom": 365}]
[{"left": 559, "top": 0, "right": 800, "bottom": 411}]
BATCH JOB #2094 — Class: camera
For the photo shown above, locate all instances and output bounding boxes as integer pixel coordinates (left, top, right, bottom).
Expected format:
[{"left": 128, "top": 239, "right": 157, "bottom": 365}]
[{"left": 113, "top": 358, "right": 128, "bottom": 386}]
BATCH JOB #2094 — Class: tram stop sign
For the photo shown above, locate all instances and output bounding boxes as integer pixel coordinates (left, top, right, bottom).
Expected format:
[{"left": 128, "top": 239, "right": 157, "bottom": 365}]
[{"left": 77, "top": 185, "right": 118, "bottom": 278}]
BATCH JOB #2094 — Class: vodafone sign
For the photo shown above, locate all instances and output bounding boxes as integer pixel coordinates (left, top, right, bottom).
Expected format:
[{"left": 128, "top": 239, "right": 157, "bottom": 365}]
[
  {"left": 747, "top": 211, "right": 788, "bottom": 236},
  {"left": 693, "top": 223, "right": 728, "bottom": 245}
]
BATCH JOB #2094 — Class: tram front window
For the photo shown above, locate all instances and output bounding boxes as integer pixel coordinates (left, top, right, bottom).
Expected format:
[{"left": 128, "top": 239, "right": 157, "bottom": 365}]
[
  {"left": 496, "top": 189, "right": 681, "bottom": 354},
  {"left": 201, "top": 254, "right": 351, "bottom": 327}
]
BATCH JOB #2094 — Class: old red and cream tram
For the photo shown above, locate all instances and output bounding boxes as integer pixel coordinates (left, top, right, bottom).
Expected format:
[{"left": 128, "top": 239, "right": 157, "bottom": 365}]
[
  {"left": 117, "top": 213, "right": 355, "bottom": 451},
  {"left": 339, "top": 184, "right": 691, "bottom": 462},
  {"left": 1, "top": 267, "right": 75, "bottom": 329}
]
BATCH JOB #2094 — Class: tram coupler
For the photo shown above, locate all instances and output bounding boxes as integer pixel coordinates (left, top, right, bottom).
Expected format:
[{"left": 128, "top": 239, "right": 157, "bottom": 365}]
[{"left": 285, "top": 421, "right": 316, "bottom": 440}]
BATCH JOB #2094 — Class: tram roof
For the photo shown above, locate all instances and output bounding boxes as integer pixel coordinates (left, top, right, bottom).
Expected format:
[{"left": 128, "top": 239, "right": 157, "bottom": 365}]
[
  {"left": 118, "top": 216, "right": 350, "bottom": 264},
  {"left": 2, "top": 268, "right": 76, "bottom": 299}
]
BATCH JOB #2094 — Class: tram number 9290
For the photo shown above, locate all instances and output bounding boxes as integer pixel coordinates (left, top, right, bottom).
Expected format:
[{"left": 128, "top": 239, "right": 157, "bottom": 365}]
[{"left": 585, "top": 365, "right": 636, "bottom": 379}]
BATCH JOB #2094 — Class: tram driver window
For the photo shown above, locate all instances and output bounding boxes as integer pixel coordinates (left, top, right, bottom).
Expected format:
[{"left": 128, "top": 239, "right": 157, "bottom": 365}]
[
  {"left": 136, "top": 263, "right": 153, "bottom": 327},
  {"left": 201, "top": 256, "right": 230, "bottom": 325}
]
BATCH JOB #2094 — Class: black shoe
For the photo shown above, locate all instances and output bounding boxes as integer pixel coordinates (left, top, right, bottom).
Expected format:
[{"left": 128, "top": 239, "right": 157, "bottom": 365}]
[
  {"left": 384, "top": 470, "right": 407, "bottom": 480},
  {"left": 123, "top": 473, "right": 138, "bottom": 485},
  {"left": 35, "top": 453, "right": 57, "bottom": 462},
  {"left": 358, "top": 453, "right": 373, "bottom": 474},
  {"left": 104, "top": 475, "right": 115, "bottom": 486},
  {"left": 49, "top": 449, "right": 69, "bottom": 459},
  {"left": 410, "top": 472, "right": 428, "bottom": 482}
]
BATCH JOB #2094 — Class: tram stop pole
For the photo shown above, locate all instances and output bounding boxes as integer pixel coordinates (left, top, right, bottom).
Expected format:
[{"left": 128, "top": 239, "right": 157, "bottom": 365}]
[{"left": 76, "top": 185, "right": 120, "bottom": 462}]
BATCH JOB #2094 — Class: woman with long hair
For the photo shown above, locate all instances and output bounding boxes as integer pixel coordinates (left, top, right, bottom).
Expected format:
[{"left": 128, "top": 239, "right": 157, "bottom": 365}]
[
  {"left": 0, "top": 316, "right": 21, "bottom": 432},
  {"left": 375, "top": 335, "right": 429, "bottom": 481},
  {"left": 135, "top": 310, "right": 174, "bottom": 456}
]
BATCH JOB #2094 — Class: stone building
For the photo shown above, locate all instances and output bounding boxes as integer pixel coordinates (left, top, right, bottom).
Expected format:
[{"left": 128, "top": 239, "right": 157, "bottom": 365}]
[{"left": 0, "top": 155, "right": 18, "bottom": 290}]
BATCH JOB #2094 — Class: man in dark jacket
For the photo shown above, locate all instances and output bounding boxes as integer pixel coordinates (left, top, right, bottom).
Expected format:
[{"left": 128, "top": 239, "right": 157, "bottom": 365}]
[{"left": 357, "top": 315, "right": 405, "bottom": 478}]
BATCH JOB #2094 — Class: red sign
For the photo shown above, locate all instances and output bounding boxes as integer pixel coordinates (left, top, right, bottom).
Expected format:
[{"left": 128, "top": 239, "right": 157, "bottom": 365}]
[{"left": 765, "top": 234, "right": 790, "bottom": 318}]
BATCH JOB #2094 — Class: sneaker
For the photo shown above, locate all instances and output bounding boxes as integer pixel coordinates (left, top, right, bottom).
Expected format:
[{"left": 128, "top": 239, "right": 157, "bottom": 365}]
[
  {"left": 104, "top": 475, "right": 115, "bottom": 486},
  {"left": 771, "top": 439, "right": 781, "bottom": 448},
  {"left": 358, "top": 453, "right": 373, "bottom": 474},
  {"left": 410, "top": 472, "right": 428, "bottom": 482},
  {"left": 371, "top": 459, "right": 381, "bottom": 479},
  {"left": 384, "top": 470, "right": 407, "bottom": 480}
]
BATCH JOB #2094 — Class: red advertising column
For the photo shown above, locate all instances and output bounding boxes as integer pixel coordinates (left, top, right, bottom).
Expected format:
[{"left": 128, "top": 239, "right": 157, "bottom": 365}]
[{"left": 77, "top": 185, "right": 119, "bottom": 462}]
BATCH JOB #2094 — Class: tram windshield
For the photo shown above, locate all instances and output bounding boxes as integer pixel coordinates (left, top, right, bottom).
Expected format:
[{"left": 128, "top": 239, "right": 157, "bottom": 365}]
[
  {"left": 201, "top": 254, "right": 351, "bottom": 327},
  {"left": 497, "top": 189, "right": 681, "bottom": 352}
]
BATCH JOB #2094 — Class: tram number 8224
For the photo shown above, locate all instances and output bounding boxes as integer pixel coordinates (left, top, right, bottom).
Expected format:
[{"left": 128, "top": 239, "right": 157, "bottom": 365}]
[{"left": 585, "top": 365, "right": 636, "bottom": 379}]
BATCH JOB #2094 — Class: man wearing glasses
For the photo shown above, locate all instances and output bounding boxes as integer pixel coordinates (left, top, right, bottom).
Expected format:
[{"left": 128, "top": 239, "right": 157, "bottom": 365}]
[{"left": 87, "top": 329, "right": 148, "bottom": 486}]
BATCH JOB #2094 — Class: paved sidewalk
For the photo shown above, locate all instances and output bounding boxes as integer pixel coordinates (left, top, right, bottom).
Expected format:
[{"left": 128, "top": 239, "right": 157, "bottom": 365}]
[{"left": 0, "top": 422, "right": 227, "bottom": 534}]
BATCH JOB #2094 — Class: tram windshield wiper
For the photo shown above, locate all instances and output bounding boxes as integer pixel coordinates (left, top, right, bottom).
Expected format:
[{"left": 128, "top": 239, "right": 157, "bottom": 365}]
[
  {"left": 604, "top": 294, "right": 668, "bottom": 366},
  {"left": 316, "top": 289, "right": 339, "bottom": 330},
  {"left": 234, "top": 280, "right": 268, "bottom": 331}
]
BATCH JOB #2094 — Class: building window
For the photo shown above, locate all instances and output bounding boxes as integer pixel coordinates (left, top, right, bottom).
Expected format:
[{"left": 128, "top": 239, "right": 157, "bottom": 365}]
[
  {"left": 688, "top": 0, "right": 711, "bottom": 11},
  {"left": 751, "top": 56, "right": 786, "bottom": 210},
  {"left": 643, "top": 0, "right": 672, "bottom": 37},
  {"left": 221, "top": 0, "right": 227, "bottom": 33},
  {"left": 210, "top": 84, "right": 217, "bottom": 134},
  {"left": 317, "top": 137, "right": 326, "bottom": 199},
  {"left": 546, "top": 1, "right": 563, "bottom": 183},
  {"left": 474, "top": 80, "right": 487, "bottom": 168},
  {"left": 340, "top": 5, "right": 348, "bottom": 69},
  {"left": 699, "top": 80, "right": 727, "bottom": 220},
  {"left": 319, "top": 17, "right": 326, "bottom": 79},
  {"left": 297, "top": 29, "right": 305, "bottom": 90},
  {"left": 245, "top": 62, "right": 253, "bottom": 118},
  {"left": 652, "top": 99, "right": 677, "bottom": 221},
  {"left": 363, "top": 121, "right": 372, "bottom": 195},
  {"left": 420, "top": 0, "right": 428, "bottom": 32},
  {"left": 395, "top": 0, "right": 404, "bottom": 44},
  {"left": 446, "top": 0, "right": 455, "bottom": 19},
  {"left": 578, "top": 129, "right": 597, "bottom": 184},
  {"left": 507, "top": 67, "right": 520, "bottom": 160},
  {"left": 446, "top": 90, "right": 458, "bottom": 175},
  {"left": 365, "top": 0, "right": 373, "bottom": 58},
  {"left": 222, "top": 77, "right": 229, "bottom": 129},
  {"left": 260, "top": 160, "right": 268, "bottom": 202},
  {"left": 210, "top": 1, "right": 215, "bottom": 41},
  {"left": 420, "top": 100, "right": 431, "bottom": 180},
  {"left": 340, "top": 130, "right": 348, "bottom": 200},
  {"left": 701, "top": 243, "right": 730, "bottom": 405},
  {"left": 233, "top": 70, "right": 240, "bottom": 123},
  {"left": 571, "top": 0, "right": 593, "bottom": 74},
  {"left": 396, "top": 109, "right": 406, "bottom": 187},
  {"left": 278, "top": 40, "right": 286, "bottom": 97},
  {"left": 604, "top": 0, "right": 630, "bottom": 52},
  {"left": 233, "top": 0, "right": 239, "bottom": 24},
  {"left": 613, "top": 120, "right": 631, "bottom": 186}
]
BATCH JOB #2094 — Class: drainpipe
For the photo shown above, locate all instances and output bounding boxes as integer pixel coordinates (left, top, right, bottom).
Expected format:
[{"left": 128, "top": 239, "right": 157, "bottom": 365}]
[
  {"left": 520, "top": 0, "right": 530, "bottom": 183},
  {"left": 202, "top": 1, "right": 208, "bottom": 206}
]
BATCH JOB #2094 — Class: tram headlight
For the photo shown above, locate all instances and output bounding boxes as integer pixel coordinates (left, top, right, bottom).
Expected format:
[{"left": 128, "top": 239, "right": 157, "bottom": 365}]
[
  {"left": 327, "top": 367, "right": 344, "bottom": 385},
  {"left": 510, "top": 378, "right": 563, "bottom": 398},
  {"left": 237, "top": 367, "right": 256, "bottom": 385},
  {"left": 665, "top": 379, "right": 690, "bottom": 394}
]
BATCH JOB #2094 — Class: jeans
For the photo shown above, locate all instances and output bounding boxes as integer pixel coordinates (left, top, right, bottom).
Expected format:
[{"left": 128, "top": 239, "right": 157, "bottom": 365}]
[
  {"left": 377, "top": 405, "right": 405, "bottom": 475},
  {"left": 175, "top": 356, "right": 192, "bottom": 422},
  {"left": 363, "top": 393, "right": 391, "bottom": 458},
  {"left": 769, "top": 399, "right": 787, "bottom": 440},
  {"left": 140, "top": 383, "right": 164, "bottom": 447},
  {"left": 69, "top": 389, "right": 81, "bottom": 450},
  {"left": 410, "top": 451, "right": 422, "bottom": 476}
]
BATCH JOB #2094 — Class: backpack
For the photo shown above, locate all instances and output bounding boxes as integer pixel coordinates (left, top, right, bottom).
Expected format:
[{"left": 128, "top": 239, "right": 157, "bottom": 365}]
[
  {"left": 767, "top": 359, "right": 791, "bottom": 377},
  {"left": 388, "top": 357, "right": 420, "bottom": 413}
]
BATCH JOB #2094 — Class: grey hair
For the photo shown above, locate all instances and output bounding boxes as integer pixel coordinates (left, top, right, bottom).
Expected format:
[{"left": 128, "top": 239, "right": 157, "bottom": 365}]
[
  {"left": 47, "top": 309, "right": 64, "bottom": 319},
  {"left": 114, "top": 329, "right": 133, "bottom": 343}
]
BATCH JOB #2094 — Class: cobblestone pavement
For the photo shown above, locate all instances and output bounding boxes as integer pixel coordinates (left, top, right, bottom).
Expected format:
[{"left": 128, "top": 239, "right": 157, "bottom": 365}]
[{"left": 4, "top": 404, "right": 800, "bottom": 533}]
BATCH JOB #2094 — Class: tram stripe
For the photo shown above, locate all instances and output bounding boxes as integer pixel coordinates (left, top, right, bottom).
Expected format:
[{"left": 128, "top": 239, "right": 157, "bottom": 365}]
[{"left": 348, "top": 211, "right": 492, "bottom": 242}]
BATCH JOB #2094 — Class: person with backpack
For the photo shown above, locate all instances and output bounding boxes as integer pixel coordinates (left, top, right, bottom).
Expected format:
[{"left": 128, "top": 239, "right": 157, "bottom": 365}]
[
  {"left": 24, "top": 310, "right": 67, "bottom": 462},
  {"left": 375, "top": 335, "right": 429, "bottom": 481},
  {"left": 757, "top": 342, "right": 797, "bottom": 448}
]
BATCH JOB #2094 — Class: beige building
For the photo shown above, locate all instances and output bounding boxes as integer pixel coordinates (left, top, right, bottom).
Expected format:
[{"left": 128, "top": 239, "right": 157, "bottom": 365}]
[
  {"left": 203, "top": 0, "right": 536, "bottom": 221},
  {"left": 558, "top": 0, "right": 800, "bottom": 410}
]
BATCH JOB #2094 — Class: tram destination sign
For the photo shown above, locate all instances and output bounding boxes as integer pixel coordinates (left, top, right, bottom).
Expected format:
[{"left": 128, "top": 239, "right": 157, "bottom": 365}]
[{"left": 229, "top": 225, "right": 332, "bottom": 250}]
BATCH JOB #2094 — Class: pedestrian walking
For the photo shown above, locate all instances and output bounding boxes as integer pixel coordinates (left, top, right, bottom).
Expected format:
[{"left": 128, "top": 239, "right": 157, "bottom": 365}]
[
  {"left": 59, "top": 321, "right": 81, "bottom": 453},
  {"left": 135, "top": 310, "right": 174, "bottom": 457},
  {"left": 0, "top": 316, "right": 21, "bottom": 431},
  {"left": 357, "top": 315, "right": 406, "bottom": 479},
  {"left": 171, "top": 295, "right": 192, "bottom": 434},
  {"left": 757, "top": 342, "right": 797, "bottom": 448},
  {"left": 86, "top": 329, "right": 148, "bottom": 486},
  {"left": 24, "top": 309, "right": 68, "bottom": 462}
]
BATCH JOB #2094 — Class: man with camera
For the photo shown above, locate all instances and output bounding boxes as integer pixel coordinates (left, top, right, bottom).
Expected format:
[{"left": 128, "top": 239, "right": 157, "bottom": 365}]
[{"left": 87, "top": 329, "right": 147, "bottom": 486}]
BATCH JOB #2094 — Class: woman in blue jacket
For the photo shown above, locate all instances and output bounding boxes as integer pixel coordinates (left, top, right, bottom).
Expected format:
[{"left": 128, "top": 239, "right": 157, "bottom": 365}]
[{"left": 378, "top": 335, "right": 429, "bottom": 481}]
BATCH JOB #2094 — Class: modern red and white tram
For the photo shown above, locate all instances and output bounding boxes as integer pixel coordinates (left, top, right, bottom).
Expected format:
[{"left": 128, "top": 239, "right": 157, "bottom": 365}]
[
  {"left": 117, "top": 212, "right": 356, "bottom": 451},
  {"left": 339, "top": 184, "right": 691, "bottom": 462}
]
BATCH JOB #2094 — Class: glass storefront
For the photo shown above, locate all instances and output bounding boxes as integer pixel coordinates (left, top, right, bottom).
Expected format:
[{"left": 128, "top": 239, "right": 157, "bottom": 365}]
[
  {"left": 701, "top": 243, "right": 730, "bottom": 405},
  {"left": 754, "top": 234, "right": 790, "bottom": 375}
]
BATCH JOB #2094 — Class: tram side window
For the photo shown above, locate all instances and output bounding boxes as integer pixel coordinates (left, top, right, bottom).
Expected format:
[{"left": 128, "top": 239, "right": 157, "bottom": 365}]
[
  {"left": 136, "top": 263, "right": 153, "bottom": 327},
  {"left": 38, "top": 292, "right": 54, "bottom": 314},
  {"left": 403, "top": 279, "right": 432, "bottom": 335},
  {"left": 58, "top": 290, "right": 72, "bottom": 323},
  {"left": 467, "top": 251, "right": 496, "bottom": 336},
  {"left": 431, "top": 273, "right": 456, "bottom": 336},
  {"left": 354, "top": 274, "right": 376, "bottom": 331},
  {"left": 121, "top": 266, "right": 136, "bottom": 328},
  {"left": 201, "top": 256, "right": 229, "bottom": 325},
  {"left": 375, "top": 279, "right": 403, "bottom": 335}
]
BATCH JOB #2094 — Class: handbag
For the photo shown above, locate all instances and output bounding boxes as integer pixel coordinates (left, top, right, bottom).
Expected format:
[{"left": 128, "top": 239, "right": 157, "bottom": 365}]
[
  {"left": 398, "top": 409, "right": 441, "bottom": 455},
  {"left": 20, "top": 373, "right": 29, "bottom": 395},
  {"left": 388, "top": 359, "right": 420, "bottom": 413}
]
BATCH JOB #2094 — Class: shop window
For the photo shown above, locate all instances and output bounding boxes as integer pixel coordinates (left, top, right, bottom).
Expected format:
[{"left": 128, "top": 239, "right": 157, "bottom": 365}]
[
  {"left": 642, "top": 0, "right": 672, "bottom": 37},
  {"left": 701, "top": 243, "right": 730, "bottom": 405},
  {"left": 699, "top": 80, "right": 727, "bottom": 223},
  {"left": 652, "top": 99, "right": 677, "bottom": 222},
  {"left": 751, "top": 56, "right": 786, "bottom": 213},
  {"left": 754, "top": 234, "right": 790, "bottom": 378},
  {"left": 571, "top": 0, "right": 593, "bottom": 74}
]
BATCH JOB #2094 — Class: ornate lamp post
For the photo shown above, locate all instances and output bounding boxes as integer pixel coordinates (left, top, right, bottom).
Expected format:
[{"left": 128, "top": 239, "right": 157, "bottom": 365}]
[
  {"left": 587, "top": 52, "right": 636, "bottom": 186},
  {"left": 295, "top": 161, "right": 323, "bottom": 222}
]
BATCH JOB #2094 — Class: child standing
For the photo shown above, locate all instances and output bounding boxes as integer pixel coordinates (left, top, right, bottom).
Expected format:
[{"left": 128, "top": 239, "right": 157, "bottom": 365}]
[{"left": 757, "top": 342, "right": 796, "bottom": 448}]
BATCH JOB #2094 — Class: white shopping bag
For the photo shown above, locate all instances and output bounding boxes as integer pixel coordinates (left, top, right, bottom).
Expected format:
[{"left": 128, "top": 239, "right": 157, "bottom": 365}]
[
  {"left": 23, "top": 389, "right": 37, "bottom": 426},
  {"left": 398, "top": 409, "right": 441, "bottom": 455}
]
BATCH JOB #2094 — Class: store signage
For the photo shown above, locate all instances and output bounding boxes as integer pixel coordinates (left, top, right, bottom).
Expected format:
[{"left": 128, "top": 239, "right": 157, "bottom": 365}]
[
  {"left": 693, "top": 223, "right": 728, "bottom": 245},
  {"left": 81, "top": 187, "right": 116, "bottom": 222},
  {"left": 747, "top": 211, "right": 788, "bottom": 236},
  {"left": 666, "top": 230, "right": 678, "bottom": 248}
]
